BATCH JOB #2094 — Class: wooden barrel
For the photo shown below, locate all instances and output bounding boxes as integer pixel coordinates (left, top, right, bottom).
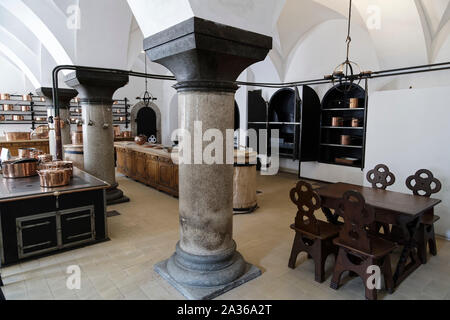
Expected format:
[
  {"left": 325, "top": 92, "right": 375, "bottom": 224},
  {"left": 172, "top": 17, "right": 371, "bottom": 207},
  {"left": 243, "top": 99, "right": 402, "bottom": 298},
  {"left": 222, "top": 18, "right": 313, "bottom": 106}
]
[
  {"left": 233, "top": 150, "right": 258, "bottom": 214},
  {"left": 63, "top": 144, "right": 84, "bottom": 170}
]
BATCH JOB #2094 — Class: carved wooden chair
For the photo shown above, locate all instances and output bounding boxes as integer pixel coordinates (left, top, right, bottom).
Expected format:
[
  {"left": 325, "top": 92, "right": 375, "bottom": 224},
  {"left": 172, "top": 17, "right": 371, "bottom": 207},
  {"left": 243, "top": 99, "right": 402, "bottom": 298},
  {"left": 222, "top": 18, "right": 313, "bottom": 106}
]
[
  {"left": 405, "top": 169, "right": 442, "bottom": 264},
  {"left": 366, "top": 164, "right": 396, "bottom": 237},
  {"left": 330, "top": 190, "right": 396, "bottom": 300},
  {"left": 288, "top": 181, "right": 340, "bottom": 283}
]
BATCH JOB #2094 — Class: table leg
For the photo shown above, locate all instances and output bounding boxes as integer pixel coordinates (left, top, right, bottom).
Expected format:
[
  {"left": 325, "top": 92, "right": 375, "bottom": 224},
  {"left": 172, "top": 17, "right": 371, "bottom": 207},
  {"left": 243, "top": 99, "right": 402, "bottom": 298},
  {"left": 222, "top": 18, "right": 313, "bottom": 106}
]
[
  {"left": 393, "top": 216, "right": 422, "bottom": 287},
  {"left": 322, "top": 207, "right": 343, "bottom": 226}
]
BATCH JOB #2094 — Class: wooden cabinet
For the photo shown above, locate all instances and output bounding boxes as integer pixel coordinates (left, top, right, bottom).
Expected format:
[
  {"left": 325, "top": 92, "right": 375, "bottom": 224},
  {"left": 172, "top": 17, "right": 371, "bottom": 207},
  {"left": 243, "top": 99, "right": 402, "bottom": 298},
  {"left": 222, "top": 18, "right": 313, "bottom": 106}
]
[{"left": 115, "top": 145, "right": 178, "bottom": 197}]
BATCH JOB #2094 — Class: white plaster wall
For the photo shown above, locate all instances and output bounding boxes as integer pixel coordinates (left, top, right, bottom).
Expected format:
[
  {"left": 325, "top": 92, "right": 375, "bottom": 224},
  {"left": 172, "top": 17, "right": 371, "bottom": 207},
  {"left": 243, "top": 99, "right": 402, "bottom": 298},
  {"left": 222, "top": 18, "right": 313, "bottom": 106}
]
[{"left": 363, "top": 86, "right": 450, "bottom": 239}]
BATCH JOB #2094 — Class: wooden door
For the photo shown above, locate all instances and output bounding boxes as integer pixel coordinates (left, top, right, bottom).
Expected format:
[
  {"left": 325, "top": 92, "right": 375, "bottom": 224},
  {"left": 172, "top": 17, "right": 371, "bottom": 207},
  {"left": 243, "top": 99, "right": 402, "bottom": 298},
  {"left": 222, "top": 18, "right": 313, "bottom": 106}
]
[
  {"left": 173, "top": 165, "right": 179, "bottom": 191},
  {"left": 116, "top": 147, "right": 126, "bottom": 174},
  {"left": 158, "top": 158, "right": 174, "bottom": 189},
  {"left": 135, "top": 152, "right": 147, "bottom": 183},
  {"left": 125, "top": 150, "right": 136, "bottom": 178},
  {"left": 145, "top": 154, "right": 159, "bottom": 186}
]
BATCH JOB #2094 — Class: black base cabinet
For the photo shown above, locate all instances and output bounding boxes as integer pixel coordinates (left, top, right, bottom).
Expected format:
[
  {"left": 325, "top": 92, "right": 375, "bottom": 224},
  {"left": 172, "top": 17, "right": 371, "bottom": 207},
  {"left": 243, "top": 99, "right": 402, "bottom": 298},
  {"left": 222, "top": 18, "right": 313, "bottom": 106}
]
[{"left": 0, "top": 189, "right": 107, "bottom": 266}]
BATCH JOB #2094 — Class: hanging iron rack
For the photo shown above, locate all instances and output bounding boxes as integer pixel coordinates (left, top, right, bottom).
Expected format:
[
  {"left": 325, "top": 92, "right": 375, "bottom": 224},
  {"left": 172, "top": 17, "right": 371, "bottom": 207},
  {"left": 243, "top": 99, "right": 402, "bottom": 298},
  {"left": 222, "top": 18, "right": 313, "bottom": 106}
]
[{"left": 51, "top": 61, "right": 450, "bottom": 159}]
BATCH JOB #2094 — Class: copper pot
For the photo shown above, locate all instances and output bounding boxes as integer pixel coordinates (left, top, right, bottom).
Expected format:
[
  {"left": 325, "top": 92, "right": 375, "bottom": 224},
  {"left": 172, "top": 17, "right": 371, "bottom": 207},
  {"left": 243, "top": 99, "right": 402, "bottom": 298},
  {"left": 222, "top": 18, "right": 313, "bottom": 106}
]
[
  {"left": 71, "top": 131, "right": 83, "bottom": 145},
  {"left": 1, "top": 158, "right": 38, "bottom": 178},
  {"left": 0, "top": 115, "right": 4, "bottom": 121},
  {"left": 39, "top": 161, "right": 73, "bottom": 176},
  {"left": 351, "top": 118, "right": 360, "bottom": 128},
  {"left": 1, "top": 93, "right": 10, "bottom": 100},
  {"left": 349, "top": 98, "right": 359, "bottom": 109},
  {"left": 6, "top": 132, "right": 30, "bottom": 141},
  {"left": 37, "top": 154, "right": 53, "bottom": 163},
  {"left": 113, "top": 125, "right": 121, "bottom": 137},
  {"left": 135, "top": 135, "right": 147, "bottom": 145},
  {"left": 22, "top": 94, "right": 32, "bottom": 101},
  {"left": 38, "top": 168, "right": 71, "bottom": 187},
  {"left": 13, "top": 115, "right": 24, "bottom": 121},
  {"left": 3, "top": 104, "right": 14, "bottom": 111},
  {"left": 18, "top": 148, "right": 38, "bottom": 159},
  {"left": 40, "top": 97, "right": 46, "bottom": 102},
  {"left": 35, "top": 117, "right": 47, "bottom": 122},
  {"left": 119, "top": 117, "right": 126, "bottom": 122},
  {"left": 331, "top": 117, "right": 344, "bottom": 127},
  {"left": 341, "top": 135, "right": 352, "bottom": 145},
  {"left": 32, "top": 125, "right": 50, "bottom": 139},
  {"left": 123, "top": 131, "right": 132, "bottom": 138},
  {"left": 21, "top": 105, "right": 31, "bottom": 112}
]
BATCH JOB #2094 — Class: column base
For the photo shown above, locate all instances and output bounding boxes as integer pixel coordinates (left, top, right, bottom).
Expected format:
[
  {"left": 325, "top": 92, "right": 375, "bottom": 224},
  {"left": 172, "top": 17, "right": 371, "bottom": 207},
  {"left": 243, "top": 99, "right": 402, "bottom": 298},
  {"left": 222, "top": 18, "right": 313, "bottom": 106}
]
[
  {"left": 154, "top": 241, "right": 261, "bottom": 300},
  {"left": 155, "top": 259, "right": 261, "bottom": 300},
  {"left": 106, "top": 187, "right": 130, "bottom": 206}
]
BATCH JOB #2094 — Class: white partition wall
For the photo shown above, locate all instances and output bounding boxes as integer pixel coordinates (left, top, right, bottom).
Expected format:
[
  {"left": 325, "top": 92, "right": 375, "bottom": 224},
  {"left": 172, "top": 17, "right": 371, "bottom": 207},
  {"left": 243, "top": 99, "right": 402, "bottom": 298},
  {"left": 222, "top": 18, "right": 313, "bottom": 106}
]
[{"left": 364, "top": 86, "right": 450, "bottom": 239}]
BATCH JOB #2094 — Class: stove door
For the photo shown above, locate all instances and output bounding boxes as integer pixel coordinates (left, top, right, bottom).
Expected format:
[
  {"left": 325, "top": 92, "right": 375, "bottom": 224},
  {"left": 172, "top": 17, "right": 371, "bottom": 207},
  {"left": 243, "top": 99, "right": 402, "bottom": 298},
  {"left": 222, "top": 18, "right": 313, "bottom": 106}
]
[
  {"left": 16, "top": 212, "right": 58, "bottom": 259},
  {"left": 60, "top": 206, "right": 95, "bottom": 247}
]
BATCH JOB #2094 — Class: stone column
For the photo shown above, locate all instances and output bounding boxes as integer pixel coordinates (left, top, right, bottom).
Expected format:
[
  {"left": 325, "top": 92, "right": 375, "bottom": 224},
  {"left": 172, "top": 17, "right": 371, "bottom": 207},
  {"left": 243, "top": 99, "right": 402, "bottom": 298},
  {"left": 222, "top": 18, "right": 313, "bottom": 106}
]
[
  {"left": 36, "top": 87, "right": 78, "bottom": 159},
  {"left": 65, "top": 70, "right": 130, "bottom": 205},
  {"left": 145, "top": 17, "right": 272, "bottom": 300}
]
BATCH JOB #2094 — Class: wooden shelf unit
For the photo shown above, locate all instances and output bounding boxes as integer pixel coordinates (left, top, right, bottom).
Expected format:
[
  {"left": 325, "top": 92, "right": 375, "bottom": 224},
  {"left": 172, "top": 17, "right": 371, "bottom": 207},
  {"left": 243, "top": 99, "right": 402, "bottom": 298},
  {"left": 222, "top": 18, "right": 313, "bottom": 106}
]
[
  {"left": 247, "top": 86, "right": 321, "bottom": 162},
  {"left": 318, "top": 82, "right": 368, "bottom": 169}
]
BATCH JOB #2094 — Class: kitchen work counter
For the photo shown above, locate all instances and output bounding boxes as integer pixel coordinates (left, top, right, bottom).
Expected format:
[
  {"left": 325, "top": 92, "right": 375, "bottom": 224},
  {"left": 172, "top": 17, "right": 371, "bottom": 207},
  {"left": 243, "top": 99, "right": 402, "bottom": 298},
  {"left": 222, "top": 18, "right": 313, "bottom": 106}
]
[
  {"left": 0, "top": 168, "right": 109, "bottom": 265},
  {"left": 115, "top": 142, "right": 258, "bottom": 213}
]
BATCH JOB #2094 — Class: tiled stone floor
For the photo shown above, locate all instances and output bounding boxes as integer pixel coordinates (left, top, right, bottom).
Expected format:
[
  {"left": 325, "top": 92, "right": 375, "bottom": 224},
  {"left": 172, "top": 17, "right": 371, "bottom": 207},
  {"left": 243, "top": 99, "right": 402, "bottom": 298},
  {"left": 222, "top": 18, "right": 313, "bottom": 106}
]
[{"left": 2, "top": 172, "right": 450, "bottom": 300}]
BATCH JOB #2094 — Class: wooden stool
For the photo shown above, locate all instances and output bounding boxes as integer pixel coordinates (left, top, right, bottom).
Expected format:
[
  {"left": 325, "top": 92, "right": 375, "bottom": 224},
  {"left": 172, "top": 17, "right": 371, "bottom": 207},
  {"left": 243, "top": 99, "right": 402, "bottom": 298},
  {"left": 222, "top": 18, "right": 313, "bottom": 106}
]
[
  {"left": 330, "top": 191, "right": 396, "bottom": 300},
  {"left": 288, "top": 181, "right": 340, "bottom": 283},
  {"left": 366, "top": 164, "right": 396, "bottom": 237},
  {"left": 406, "top": 169, "right": 442, "bottom": 264}
]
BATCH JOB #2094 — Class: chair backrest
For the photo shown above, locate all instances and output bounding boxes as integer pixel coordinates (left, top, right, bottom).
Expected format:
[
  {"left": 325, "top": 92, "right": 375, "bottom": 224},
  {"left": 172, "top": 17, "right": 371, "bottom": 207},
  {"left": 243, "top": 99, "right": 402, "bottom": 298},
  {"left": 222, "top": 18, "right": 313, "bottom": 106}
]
[
  {"left": 406, "top": 169, "right": 442, "bottom": 198},
  {"left": 366, "top": 164, "right": 396, "bottom": 190},
  {"left": 290, "top": 181, "right": 322, "bottom": 235},
  {"left": 337, "top": 190, "right": 375, "bottom": 253}
]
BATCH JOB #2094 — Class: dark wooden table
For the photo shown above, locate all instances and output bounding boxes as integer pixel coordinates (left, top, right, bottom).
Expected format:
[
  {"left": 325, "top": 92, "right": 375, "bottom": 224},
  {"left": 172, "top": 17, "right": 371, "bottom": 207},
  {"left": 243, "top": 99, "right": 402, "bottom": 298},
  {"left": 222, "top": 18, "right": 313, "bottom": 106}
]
[{"left": 317, "top": 182, "right": 441, "bottom": 287}]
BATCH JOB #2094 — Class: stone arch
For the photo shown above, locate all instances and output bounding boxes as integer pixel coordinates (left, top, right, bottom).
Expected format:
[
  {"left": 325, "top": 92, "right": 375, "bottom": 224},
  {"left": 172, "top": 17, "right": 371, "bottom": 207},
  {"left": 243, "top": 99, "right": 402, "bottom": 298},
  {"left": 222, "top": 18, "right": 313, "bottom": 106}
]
[{"left": 130, "top": 101, "right": 162, "bottom": 144}]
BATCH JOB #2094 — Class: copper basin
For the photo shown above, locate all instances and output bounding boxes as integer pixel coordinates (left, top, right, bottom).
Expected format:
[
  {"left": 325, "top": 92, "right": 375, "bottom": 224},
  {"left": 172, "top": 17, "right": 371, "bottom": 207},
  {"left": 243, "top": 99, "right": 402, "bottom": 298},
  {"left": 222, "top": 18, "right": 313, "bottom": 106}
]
[
  {"left": 1, "top": 158, "right": 38, "bottom": 178},
  {"left": 6, "top": 132, "right": 31, "bottom": 141}
]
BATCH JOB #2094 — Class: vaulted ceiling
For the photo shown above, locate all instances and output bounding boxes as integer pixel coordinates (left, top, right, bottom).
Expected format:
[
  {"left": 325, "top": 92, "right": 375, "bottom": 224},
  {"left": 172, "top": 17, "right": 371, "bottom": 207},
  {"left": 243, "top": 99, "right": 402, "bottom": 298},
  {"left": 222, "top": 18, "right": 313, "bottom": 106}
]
[{"left": 0, "top": 0, "right": 449, "bottom": 89}]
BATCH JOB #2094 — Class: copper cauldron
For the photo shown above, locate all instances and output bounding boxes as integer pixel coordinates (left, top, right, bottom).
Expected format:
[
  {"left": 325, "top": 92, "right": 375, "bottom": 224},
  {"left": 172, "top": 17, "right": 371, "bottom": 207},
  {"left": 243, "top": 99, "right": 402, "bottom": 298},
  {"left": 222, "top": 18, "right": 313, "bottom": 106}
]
[
  {"left": 39, "top": 161, "right": 73, "bottom": 177},
  {"left": 38, "top": 168, "right": 71, "bottom": 187},
  {"left": 1, "top": 93, "right": 10, "bottom": 100},
  {"left": 1, "top": 158, "right": 38, "bottom": 178},
  {"left": 135, "top": 135, "right": 147, "bottom": 145},
  {"left": 18, "top": 148, "right": 38, "bottom": 159},
  {"left": 71, "top": 131, "right": 83, "bottom": 145}
]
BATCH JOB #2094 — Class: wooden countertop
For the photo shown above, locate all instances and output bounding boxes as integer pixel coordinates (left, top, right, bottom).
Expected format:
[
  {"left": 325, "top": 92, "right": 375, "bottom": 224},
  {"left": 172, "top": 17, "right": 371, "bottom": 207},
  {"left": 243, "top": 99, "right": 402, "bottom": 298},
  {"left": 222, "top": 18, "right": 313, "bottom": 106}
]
[
  {"left": 0, "top": 167, "right": 109, "bottom": 203},
  {"left": 114, "top": 141, "right": 174, "bottom": 158},
  {"left": 115, "top": 141, "right": 257, "bottom": 164},
  {"left": 0, "top": 138, "right": 49, "bottom": 143}
]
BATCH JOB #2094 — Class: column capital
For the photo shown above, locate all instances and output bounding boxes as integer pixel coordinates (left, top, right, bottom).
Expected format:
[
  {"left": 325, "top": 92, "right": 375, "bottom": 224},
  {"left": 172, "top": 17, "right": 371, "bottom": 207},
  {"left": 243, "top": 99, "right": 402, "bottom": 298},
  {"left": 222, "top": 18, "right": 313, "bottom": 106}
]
[
  {"left": 64, "top": 70, "right": 129, "bottom": 103},
  {"left": 36, "top": 87, "right": 78, "bottom": 108},
  {"left": 144, "top": 17, "right": 272, "bottom": 92}
]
